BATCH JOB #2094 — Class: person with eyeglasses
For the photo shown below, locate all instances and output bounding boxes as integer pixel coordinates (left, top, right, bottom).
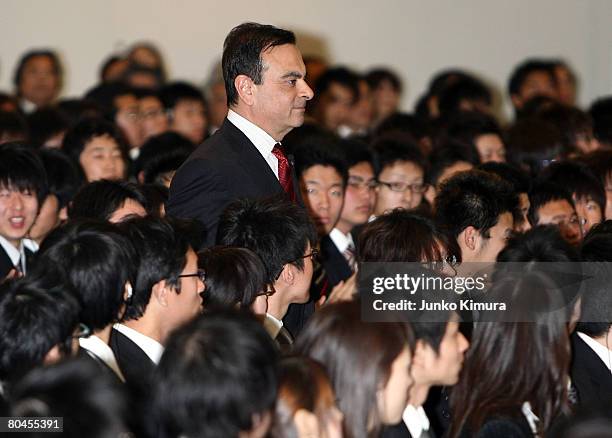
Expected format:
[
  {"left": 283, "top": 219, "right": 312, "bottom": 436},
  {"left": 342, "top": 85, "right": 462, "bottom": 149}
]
[
  {"left": 372, "top": 135, "right": 429, "bottom": 218},
  {"left": 136, "top": 87, "right": 169, "bottom": 144},
  {"left": 528, "top": 181, "right": 583, "bottom": 246}
]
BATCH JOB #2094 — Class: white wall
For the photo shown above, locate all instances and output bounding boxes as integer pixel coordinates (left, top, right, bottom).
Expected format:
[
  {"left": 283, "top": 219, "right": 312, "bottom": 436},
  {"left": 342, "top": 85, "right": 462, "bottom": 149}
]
[{"left": 1, "top": 0, "right": 610, "bottom": 120}]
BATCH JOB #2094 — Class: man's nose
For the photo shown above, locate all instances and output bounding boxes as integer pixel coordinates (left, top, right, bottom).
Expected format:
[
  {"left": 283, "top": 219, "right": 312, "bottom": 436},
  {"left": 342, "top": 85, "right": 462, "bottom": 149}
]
[{"left": 301, "top": 80, "right": 314, "bottom": 101}]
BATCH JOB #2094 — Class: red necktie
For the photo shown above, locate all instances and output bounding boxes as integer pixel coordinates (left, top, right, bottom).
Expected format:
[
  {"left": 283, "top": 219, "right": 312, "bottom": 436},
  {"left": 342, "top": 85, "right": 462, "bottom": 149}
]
[{"left": 272, "top": 143, "right": 295, "bottom": 201}]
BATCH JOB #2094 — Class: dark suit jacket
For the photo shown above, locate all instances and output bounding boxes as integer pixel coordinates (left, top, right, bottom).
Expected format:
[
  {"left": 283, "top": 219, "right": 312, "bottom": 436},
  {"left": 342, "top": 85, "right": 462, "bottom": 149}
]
[
  {"left": 109, "top": 328, "right": 156, "bottom": 391},
  {"left": 320, "top": 235, "right": 353, "bottom": 288},
  {"left": 77, "top": 347, "right": 124, "bottom": 387},
  {"left": 166, "top": 119, "right": 286, "bottom": 247},
  {"left": 571, "top": 332, "right": 612, "bottom": 408},
  {"left": 0, "top": 245, "right": 34, "bottom": 279}
]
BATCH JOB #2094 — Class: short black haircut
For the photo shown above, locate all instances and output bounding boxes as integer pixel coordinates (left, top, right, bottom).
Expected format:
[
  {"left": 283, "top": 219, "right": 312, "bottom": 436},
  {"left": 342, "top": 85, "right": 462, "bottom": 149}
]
[
  {"left": 540, "top": 161, "right": 605, "bottom": 212},
  {"left": 445, "top": 111, "right": 502, "bottom": 149},
  {"left": 56, "top": 98, "right": 104, "bottom": 125},
  {"left": 0, "top": 142, "right": 48, "bottom": 206},
  {"left": 435, "top": 169, "right": 518, "bottom": 239},
  {"left": 313, "top": 66, "right": 360, "bottom": 105},
  {"left": 0, "top": 271, "right": 80, "bottom": 383},
  {"left": 527, "top": 181, "right": 575, "bottom": 226},
  {"left": 589, "top": 96, "right": 612, "bottom": 147},
  {"left": 505, "top": 118, "right": 563, "bottom": 176},
  {"left": 497, "top": 225, "right": 579, "bottom": 263},
  {"left": 159, "top": 81, "right": 206, "bottom": 110},
  {"left": 197, "top": 246, "right": 268, "bottom": 310},
  {"left": 153, "top": 311, "right": 279, "bottom": 438},
  {"left": 437, "top": 77, "right": 492, "bottom": 117},
  {"left": 538, "top": 105, "right": 594, "bottom": 155},
  {"left": 217, "top": 196, "right": 317, "bottom": 283},
  {"left": 26, "top": 107, "right": 69, "bottom": 148},
  {"left": 61, "top": 116, "right": 128, "bottom": 182},
  {"left": 36, "top": 220, "right": 136, "bottom": 331},
  {"left": 133, "top": 131, "right": 194, "bottom": 183},
  {"left": 371, "top": 134, "right": 426, "bottom": 178},
  {"left": 427, "top": 141, "right": 479, "bottom": 186},
  {"left": 13, "top": 49, "right": 63, "bottom": 94},
  {"left": 84, "top": 82, "right": 136, "bottom": 120},
  {"left": 365, "top": 68, "right": 402, "bottom": 93},
  {"left": 118, "top": 216, "right": 191, "bottom": 320},
  {"left": 374, "top": 112, "right": 429, "bottom": 142},
  {"left": 477, "top": 161, "right": 531, "bottom": 195},
  {"left": 222, "top": 22, "right": 296, "bottom": 106},
  {"left": 293, "top": 140, "right": 349, "bottom": 186},
  {"left": 140, "top": 183, "right": 169, "bottom": 218},
  {"left": 336, "top": 138, "right": 373, "bottom": 169},
  {"left": 7, "top": 358, "right": 128, "bottom": 438},
  {"left": 99, "top": 55, "right": 125, "bottom": 82},
  {"left": 38, "top": 148, "right": 79, "bottom": 209},
  {"left": 69, "top": 180, "right": 148, "bottom": 222},
  {"left": 0, "top": 110, "right": 28, "bottom": 142},
  {"left": 508, "top": 59, "right": 555, "bottom": 97}
]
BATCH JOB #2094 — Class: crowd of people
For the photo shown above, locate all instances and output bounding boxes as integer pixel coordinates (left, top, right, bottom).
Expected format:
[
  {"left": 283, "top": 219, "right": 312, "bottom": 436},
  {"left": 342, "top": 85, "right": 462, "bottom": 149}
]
[{"left": 0, "top": 21, "right": 611, "bottom": 437}]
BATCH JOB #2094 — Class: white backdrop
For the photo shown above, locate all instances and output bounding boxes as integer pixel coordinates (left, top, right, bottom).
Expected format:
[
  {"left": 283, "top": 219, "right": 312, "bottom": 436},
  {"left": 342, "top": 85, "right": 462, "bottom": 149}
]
[{"left": 1, "top": 0, "right": 611, "bottom": 120}]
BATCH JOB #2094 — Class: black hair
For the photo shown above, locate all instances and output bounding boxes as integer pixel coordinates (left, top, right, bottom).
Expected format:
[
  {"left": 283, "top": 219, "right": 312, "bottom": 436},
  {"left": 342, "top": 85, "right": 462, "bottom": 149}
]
[
  {"left": 508, "top": 59, "right": 556, "bottom": 97},
  {"left": 198, "top": 246, "right": 268, "bottom": 310},
  {"left": 313, "top": 66, "right": 360, "bottom": 105},
  {"left": 159, "top": 81, "right": 206, "bottom": 110},
  {"left": 8, "top": 358, "right": 128, "bottom": 438},
  {"left": 0, "top": 142, "right": 48, "bottom": 205},
  {"left": 435, "top": 170, "right": 518, "bottom": 239},
  {"left": 0, "top": 110, "right": 28, "bottom": 142},
  {"left": 99, "top": 55, "right": 126, "bottom": 82},
  {"left": 84, "top": 82, "right": 136, "bottom": 120},
  {"left": 505, "top": 118, "right": 564, "bottom": 176},
  {"left": 69, "top": 180, "right": 148, "bottom": 222},
  {"left": 477, "top": 161, "right": 531, "bottom": 194},
  {"left": 538, "top": 105, "right": 595, "bottom": 155},
  {"left": 217, "top": 196, "right": 317, "bottom": 284},
  {"left": 140, "top": 183, "right": 169, "bottom": 218},
  {"left": 427, "top": 141, "right": 479, "bottom": 186},
  {"left": 36, "top": 220, "right": 136, "bottom": 331},
  {"left": 13, "top": 49, "right": 63, "bottom": 95},
  {"left": 540, "top": 161, "right": 605, "bottom": 212},
  {"left": 133, "top": 131, "right": 194, "bottom": 183},
  {"left": 118, "top": 216, "right": 191, "bottom": 320},
  {"left": 365, "top": 68, "right": 402, "bottom": 93},
  {"left": 589, "top": 96, "right": 612, "bottom": 147},
  {"left": 25, "top": 107, "right": 69, "bottom": 148},
  {"left": 293, "top": 141, "right": 349, "bottom": 186},
  {"left": 498, "top": 225, "right": 579, "bottom": 263},
  {"left": 37, "top": 148, "right": 79, "bottom": 209},
  {"left": 61, "top": 116, "right": 128, "bottom": 183},
  {"left": 374, "top": 112, "right": 429, "bottom": 142},
  {"left": 527, "top": 181, "right": 575, "bottom": 226},
  {"left": 222, "top": 22, "right": 295, "bottom": 106},
  {"left": 0, "top": 270, "right": 80, "bottom": 383},
  {"left": 371, "top": 134, "right": 426, "bottom": 178},
  {"left": 437, "top": 77, "right": 492, "bottom": 117},
  {"left": 153, "top": 311, "right": 279, "bottom": 438},
  {"left": 336, "top": 138, "right": 373, "bottom": 169},
  {"left": 121, "top": 62, "right": 163, "bottom": 89},
  {"left": 445, "top": 111, "right": 502, "bottom": 150},
  {"left": 56, "top": 98, "right": 103, "bottom": 126}
]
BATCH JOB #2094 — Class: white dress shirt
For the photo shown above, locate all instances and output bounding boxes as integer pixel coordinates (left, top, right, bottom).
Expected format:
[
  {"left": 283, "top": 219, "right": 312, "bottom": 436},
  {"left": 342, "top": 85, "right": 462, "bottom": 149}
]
[
  {"left": 403, "top": 405, "right": 431, "bottom": 438},
  {"left": 329, "top": 228, "right": 355, "bottom": 254},
  {"left": 577, "top": 331, "right": 612, "bottom": 371},
  {"left": 263, "top": 313, "right": 284, "bottom": 339},
  {"left": 79, "top": 335, "right": 125, "bottom": 382},
  {"left": 227, "top": 109, "right": 279, "bottom": 179},
  {"left": 113, "top": 323, "right": 164, "bottom": 364},
  {"left": 0, "top": 235, "right": 27, "bottom": 273}
]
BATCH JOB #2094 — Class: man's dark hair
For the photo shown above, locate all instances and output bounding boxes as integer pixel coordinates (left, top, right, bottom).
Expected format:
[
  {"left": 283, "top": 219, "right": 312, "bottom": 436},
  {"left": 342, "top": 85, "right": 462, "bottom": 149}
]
[
  {"left": 222, "top": 22, "right": 295, "bottom": 106},
  {"left": 56, "top": 98, "right": 104, "bottom": 125},
  {"left": 445, "top": 111, "right": 502, "bottom": 150},
  {"left": 159, "top": 81, "right": 206, "bottom": 111},
  {"left": 0, "top": 110, "right": 28, "bottom": 142},
  {"left": 527, "top": 181, "right": 575, "bottom": 226},
  {"left": 0, "top": 271, "right": 80, "bottom": 383},
  {"left": 498, "top": 225, "right": 579, "bottom": 263},
  {"left": 365, "top": 68, "right": 402, "bottom": 93},
  {"left": 69, "top": 180, "right": 148, "bottom": 222},
  {"left": 0, "top": 142, "right": 48, "bottom": 206},
  {"left": 589, "top": 96, "right": 612, "bottom": 147},
  {"left": 337, "top": 138, "right": 373, "bottom": 169},
  {"left": 371, "top": 134, "right": 426, "bottom": 178},
  {"left": 313, "top": 66, "right": 360, "bottom": 105},
  {"left": 26, "top": 107, "right": 69, "bottom": 148},
  {"left": 217, "top": 196, "right": 317, "bottom": 283},
  {"left": 84, "top": 82, "right": 136, "bottom": 120},
  {"left": 538, "top": 105, "right": 595, "bottom": 156},
  {"left": 36, "top": 220, "right": 136, "bottom": 331},
  {"left": 477, "top": 161, "right": 531, "bottom": 195},
  {"left": 118, "top": 216, "right": 191, "bottom": 320},
  {"left": 437, "top": 77, "right": 491, "bottom": 117},
  {"left": 293, "top": 141, "right": 349, "bottom": 186},
  {"left": 508, "top": 59, "right": 555, "bottom": 97},
  {"left": 427, "top": 141, "right": 479, "bottom": 186},
  {"left": 505, "top": 118, "right": 564, "bottom": 176},
  {"left": 153, "top": 311, "right": 278, "bottom": 438},
  {"left": 374, "top": 112, "right": 429, "bottom": 142},
  {"left": 38, "top": 148, "right": 79, "bottom": 209},
  {"left": 7, "top": 358, "right": 128, "bottom": 438},
  {"left": 540, "top": 161, "right": 605, "bottom": 213},
  {"left": 133, "top": 131, "right": 194, "bottom": 183},
  {"left": 13, "top": 49, "right": 63, "bottom": 94},
  {"left": 435, "top": 170, "right": 518, "bottom": 239}
]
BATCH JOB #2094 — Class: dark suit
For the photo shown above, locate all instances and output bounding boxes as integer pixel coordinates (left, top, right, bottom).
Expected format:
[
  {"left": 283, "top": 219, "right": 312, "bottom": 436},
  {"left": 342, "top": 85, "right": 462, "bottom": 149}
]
[
  {"left": 166, "top": 119, "right": 285, "bottom": 247},
  {"left": 320, "top": 235, "right": 353, "bottom": 288},
  {"left": 571, "top": 332, "right": 612, "bottom": 408},
  {"left": 0, "top": 245, "right": 34, "bottom": 279}
]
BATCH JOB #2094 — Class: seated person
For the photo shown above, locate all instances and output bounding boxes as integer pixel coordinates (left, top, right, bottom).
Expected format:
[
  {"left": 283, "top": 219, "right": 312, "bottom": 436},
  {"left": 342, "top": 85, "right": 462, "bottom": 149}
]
[
  {"left": 160, "top": 81, "right": 208, "bottom": 144},
  {"left": 135, "top": 87, "right": 168, "bottom": 143},
  {"left": 271, "top": 356, "right": 343, "bottom": 438},
  {"left": 133, "top": 131, "right": 194, "bottom": 187},
  {"left": 435, "top": 170, "right": 517, "bottom": 263},
  {"left": 69, "top": 180, "right": 148, "bottom": 223},
  {"left": 61, "top": 117, "right": 128, "bottom": 184},
  {"left": 152, "top": 311, "right": 278, "bottom": 438},
  {"left": 366, "top": 68, "right": 402, "bottom": 127},
  {"left": 528, "top": 181, "right": 583, "bottom": 246},
  {"left": 508, "top": 59, "right": 558, "bottom": 116},
  {"left": 0, "top": 143, "right": 47, "bottom": 278},
  {"left": 13, "top": 49, "right": 63, "bottom": 112}
]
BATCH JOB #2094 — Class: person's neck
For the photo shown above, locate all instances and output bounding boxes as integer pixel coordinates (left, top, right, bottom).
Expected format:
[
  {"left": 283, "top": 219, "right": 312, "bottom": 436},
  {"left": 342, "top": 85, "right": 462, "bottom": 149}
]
[
  {"left": 5, "top": 237, "right": 21, "bottom": 250},
  {"left": 122, "top": 313, "right": 165, "bottom": 345},
  {"left": 335, "top": 220, "right": 354, "bottom": 236},
  {"left": 266, "top": 291, "right": 289, "bottom": 321},
  {"left": 230, "top": 106, "right": 285, "bottom": 141},
  {"left": 408, "top": 381, "right": 431, "bottom": 408},
  {"left": 94, "top": 325, "right": 113, "bottom": 345}
]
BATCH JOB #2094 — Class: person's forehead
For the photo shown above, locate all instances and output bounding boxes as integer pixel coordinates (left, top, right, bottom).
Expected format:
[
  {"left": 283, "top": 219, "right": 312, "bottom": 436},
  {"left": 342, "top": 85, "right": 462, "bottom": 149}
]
[
  {"left": 261, "top": 44, "right": 305, "bottom": 73},
  {"left": 540, "top": 199, "right": 574, "bottom": 216},
  {"left": 303, "top": 164, "right": 343, "bottom": 184},
  {"left": 349, "top": 161, "right": 375, "bottom": 177},
  {"left": 115, "top": 94, "right": 138, "bottom": 108}
]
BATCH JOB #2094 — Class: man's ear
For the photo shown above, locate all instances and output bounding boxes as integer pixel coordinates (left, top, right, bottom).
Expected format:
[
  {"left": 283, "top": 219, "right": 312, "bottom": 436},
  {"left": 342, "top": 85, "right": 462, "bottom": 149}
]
[
  {"left": 43, "top": 344, "right": 63, "bottom": 365},
  {"left": 152, "top": 279, "right": 169, "bottom": 307},
  {"left": 413, "top": 339, "right": 430, "bottom": 368},
  {"left": 461, "top": 226, "right": 479, "bottom": 252},
  {"left": 278, "top": 264, "right": 295, "bottom": 286},
  {"left": 234, "top": 75, "right": 255, "bottom": 106}
]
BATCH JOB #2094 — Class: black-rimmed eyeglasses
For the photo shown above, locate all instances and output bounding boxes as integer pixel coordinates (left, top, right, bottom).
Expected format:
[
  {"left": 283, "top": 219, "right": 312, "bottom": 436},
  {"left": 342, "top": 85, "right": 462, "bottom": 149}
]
[{"left": 178, "top": 269, "right": 206, "bottom": 282}]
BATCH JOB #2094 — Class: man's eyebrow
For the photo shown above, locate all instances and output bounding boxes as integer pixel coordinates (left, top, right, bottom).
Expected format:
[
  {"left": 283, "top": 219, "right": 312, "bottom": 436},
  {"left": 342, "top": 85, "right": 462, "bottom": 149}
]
[{"left": 281, "top": 71, "right": 304, "bottom": 79}]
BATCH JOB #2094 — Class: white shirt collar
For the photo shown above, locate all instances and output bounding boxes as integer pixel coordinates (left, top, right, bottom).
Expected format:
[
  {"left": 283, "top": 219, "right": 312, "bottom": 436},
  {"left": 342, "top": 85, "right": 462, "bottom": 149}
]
[
  {"left": 79, "top": 335, "right": 125, "bottom": 382},
  {"left": 113, "top": 323, "right": 164, "bottom": 364},
  {"left": 0, "top": 235, "right": 26, "bottom": 273},
  {"left": 402, "top": 405, "right": 430, "bottom": 438},
  {"left": 263, "top": 313, "right": 284, "bottom": 339},
  {"left": 329, "top": 228, "right": 354, "bottom": 253},
  {"left": 577, "top": 331, "right": 612, "bottom": 371},
  {"left": 227, "top": 109, "right": 279, "bottom": 178}
]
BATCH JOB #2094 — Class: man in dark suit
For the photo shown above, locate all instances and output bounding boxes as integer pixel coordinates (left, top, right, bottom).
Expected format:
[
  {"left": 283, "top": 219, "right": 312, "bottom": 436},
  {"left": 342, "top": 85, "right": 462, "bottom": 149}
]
[{"left": 167, "top": 22, "right": 313, "bottom": 246}]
